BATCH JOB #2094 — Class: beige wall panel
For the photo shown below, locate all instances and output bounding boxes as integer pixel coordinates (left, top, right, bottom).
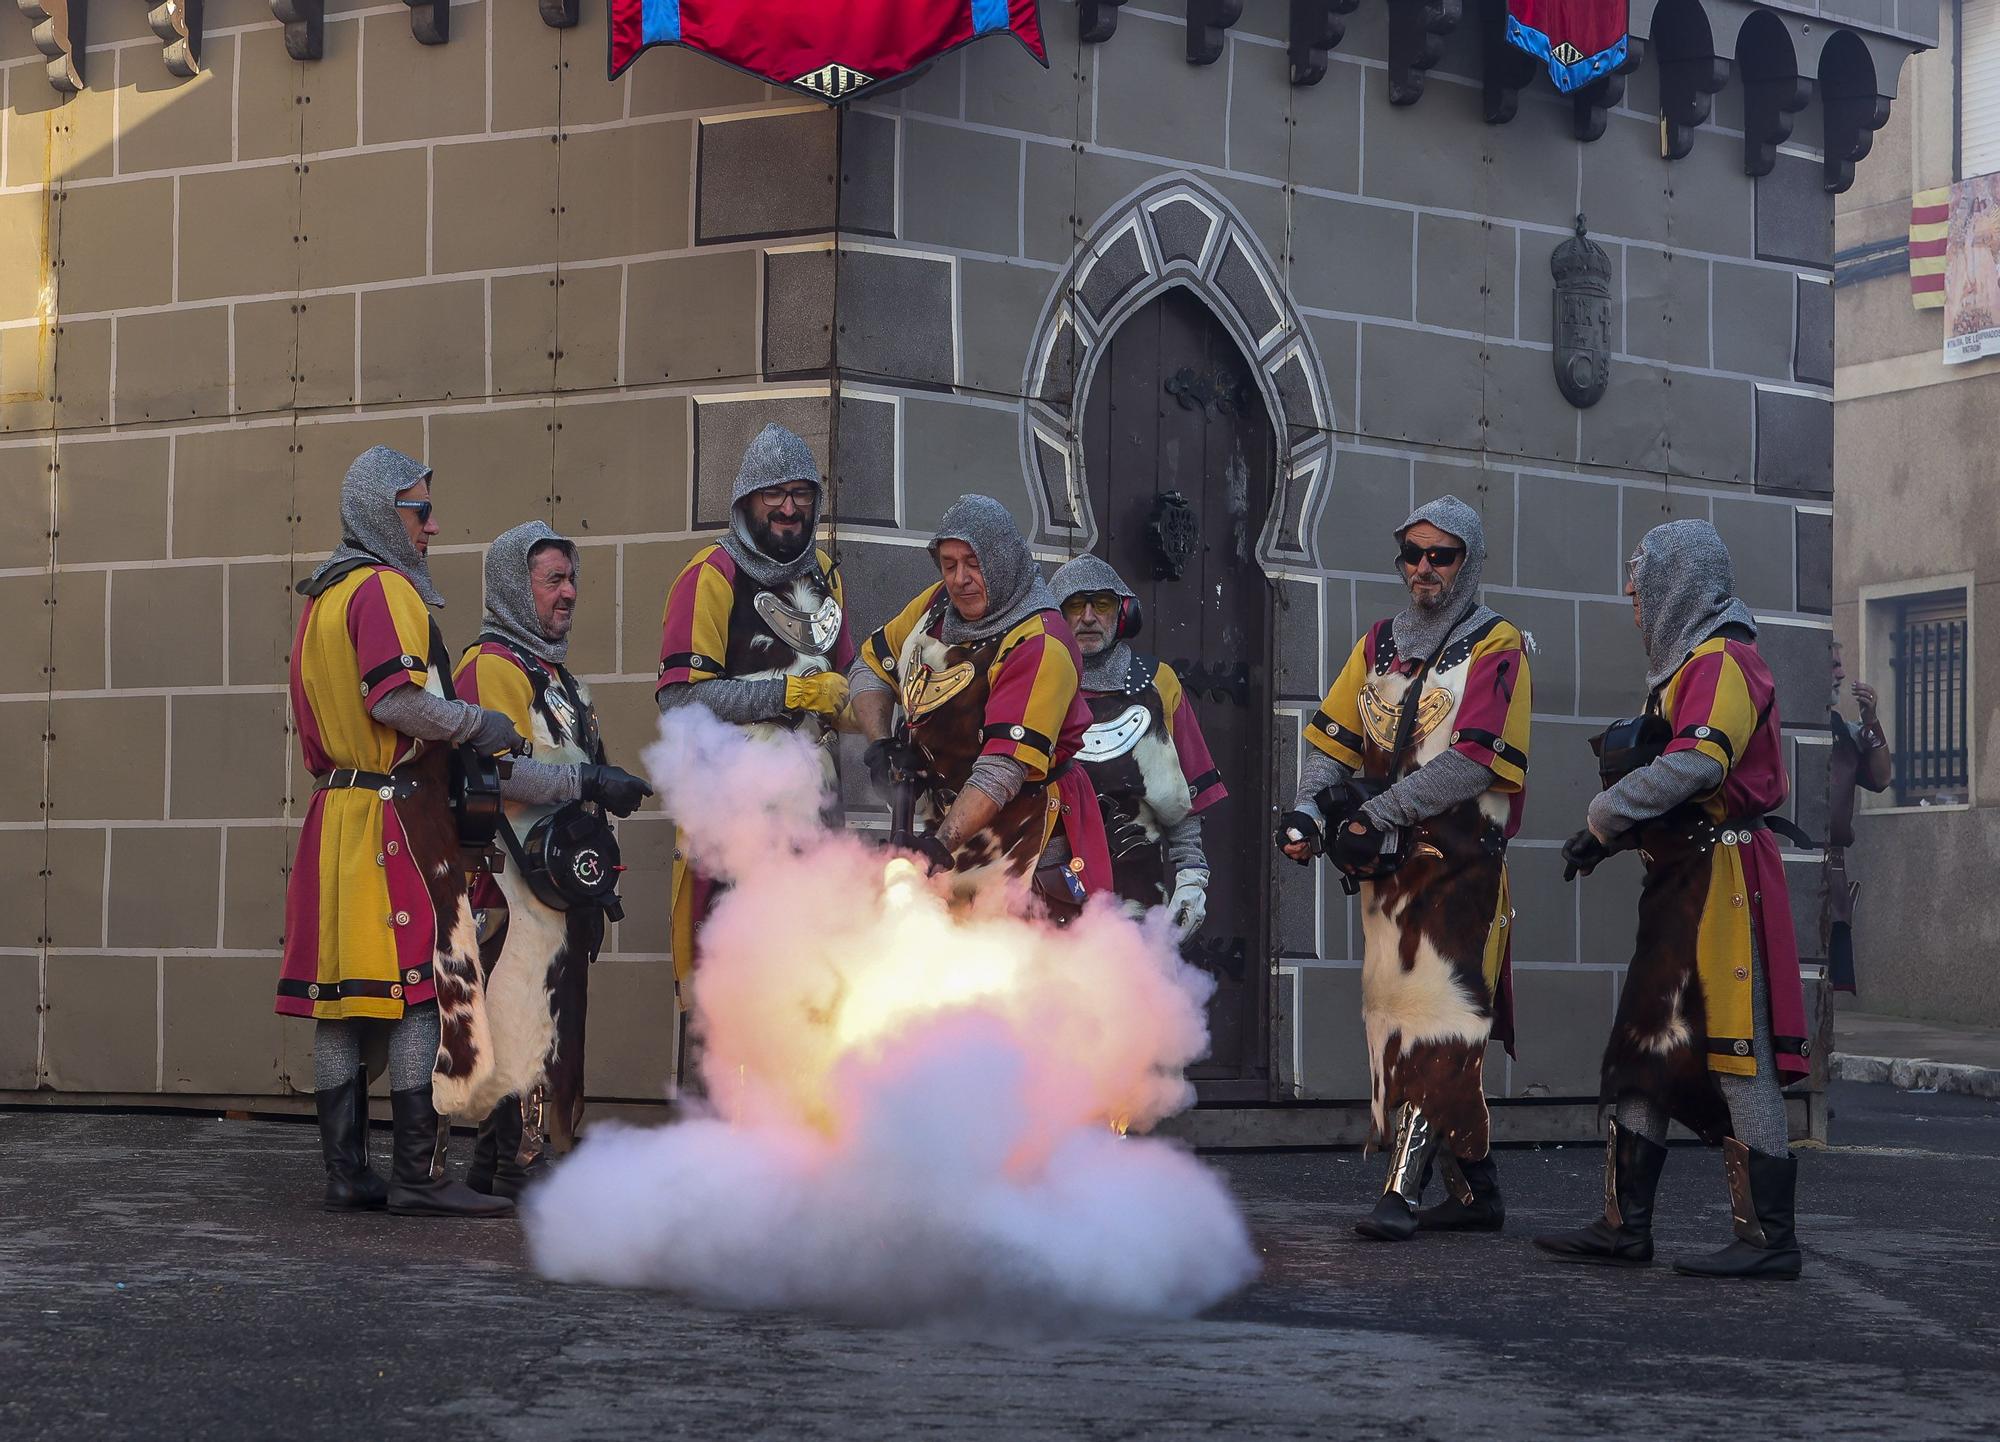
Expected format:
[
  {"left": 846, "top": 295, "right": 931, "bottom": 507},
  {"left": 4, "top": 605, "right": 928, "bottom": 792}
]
[
  {"left": 619, "top": 537, "right": 704, "bottom": 684},
  {"left": 557, "top": 120, "right": 694, "bottom": 263},
  {"left": 46, "top": 695, "right": 167, "bottom": 821},
  {"left": 549, "top": 1, "right": 625, "bottom": 127},
  {"left": 49, "top": 70, "right": 115, "bottom": 183},
  {"left": 627, "top": 45, "right": 773, "bottom": 117},
  {"left": 5, "top": 64, "right": 61, "bottom": 189},
  {"left": 582, "top": 956, "right": 676, "bottom": 1098},
  {"left": 42, "top": 954, "right": 157, "bottom": 1092},
  {"left": 0, "top": 829, "right": 47, "bottom": 947},
  {"left": 0, "top": 323, "right": 55, "bottom": 434},
  {"left": 0, "top": 440, "right": 53, "bottom": 569},
  {"left": 0, "top": 572, "right": 53, "bottom": 695},
  {"left": 178, "top": 162, "right": 300, "bottom": 304},
  {"left": 52, "top": 316, "right": 113, "bottom": 429},
  {"left": 47, "top": 565, "right": 104, "bottom": 691},
  {"left": 489, "top": 270, "right": 560, "bottom": 396},
  {"left": 54, "top": 436, "right": 171, "bottom": 563},
  {"left": 551, "top": 263, "right": 623, "bottom": 392},
  {"left": 118, "top": 43, "right": 236, "bottom": 176},
  {"left": 554, "top": 394, "right": 688, "bottom": 541},
  {"left": 426, "top": 405, "right": 555, "bottom": 547},
  {"left": 106, "top": 826, "right": 222, "bottom": 948},
  {"left": 361, "top": 4, "right": 489, "bottom": 146},
  {"left": 236, "top": 29, "right": 310, "bottom": 166},
  {"left": 433, "top": 135, "right": 560, "bottom": 274},
  {"left": 358, "top": 280, "right": 487, "bottom": 404},
  {"left": 223, "top": 822, "right": 294, "bottom": 952},
  {"left": 163, "top": 955, "right": 287, "bottom": 1092},
  {"left": 56, "top": 179, "right": 174, "bottom": 313},
  {"left": 230, "top": 300, "right": 302, "bottom": 416},
  {"left": 299, "top": 149, "right": 429, "bottom": 291},
  {"left": 170, "top": 692, "right": 287, "bottom": 821},
  {"left": 174, "top": 426, "right": 297, "bottom": 560},
  {"left": 45, "top": 825, "right": 108, "bottom": 948},
  {"left": 296, "top": 293, "right": 360, "bottom": 408},
  {"left": 589, "top": 677, "right": 663, "bottom": 807},
  {"left": 114, "top": 305, "right": 231, "bottom": 422},
  {"left": 0, "top": 189, "right": 51, "bottom": 323},
  {"left": 278, "top": 1012, "right": 316, "bottom": 1094},
  {"left": 227, "top": 561, "right": 297, "bottom": 690},
  {"left": 1838, "top": 273, "right": 1939, "bottom": 371},
  {"left": 303, "top": 19, "right": 364, "bottom": 155},
  {"left": 424, "top": 547, "right": 483, "bottom": 623},
  {"left": 293, "top": 414, "right": 426, "bottom": 541},
  {"left": 560, "top": 542, "right": 618, "bottom": 676},
  {"left": 623, "top": 250, "right": 759, "bottom": 383},
  {"left": 0, "top": 955, "right": 41, "bottom": 1089},
  {"left": 0, "top": 697, "right": 48, "bottom": 821},
  {"left": 606, "top": 812, "right": 673, "bottom": 957},
  {"left": 490, "top": 0, "right": 563, "bottom": 132}
]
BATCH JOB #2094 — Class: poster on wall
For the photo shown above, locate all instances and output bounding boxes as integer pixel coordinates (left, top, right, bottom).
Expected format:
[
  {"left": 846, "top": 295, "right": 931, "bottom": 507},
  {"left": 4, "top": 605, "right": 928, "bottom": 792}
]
[
  {"left": 1943, "top": 173, "right": 2000, "bottom": 365},
  {"left": 609, "top": 0, "right": 1047, "bottom": 102}
]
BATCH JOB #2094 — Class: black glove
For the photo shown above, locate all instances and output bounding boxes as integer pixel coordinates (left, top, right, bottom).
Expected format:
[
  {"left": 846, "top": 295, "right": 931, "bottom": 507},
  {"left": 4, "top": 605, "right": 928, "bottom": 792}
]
[
  {"left": 1562, "top": 827, "right": 1611, "bottom": 882},
  {"left": 912, "top": 832, "right": 957, "bottom": 878},
  {"left": 1275, "top": 810, "right": 1323, "bottom": 865},
  {"left": 580, "top": 764, "right": 654, "bottom": 818},
  {"left": 1330, "top": 819, "right": 1386, "bottom": 874},
  {"left": 864, "top": 737, "right": 928, "bottom": 797}
]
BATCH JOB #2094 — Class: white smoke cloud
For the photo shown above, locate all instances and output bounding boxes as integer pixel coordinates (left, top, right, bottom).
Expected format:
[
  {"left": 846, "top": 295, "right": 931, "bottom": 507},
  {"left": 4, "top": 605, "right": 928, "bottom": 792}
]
[{"left": 522, "top": 706, "right": 1258, "bottom": 1325}]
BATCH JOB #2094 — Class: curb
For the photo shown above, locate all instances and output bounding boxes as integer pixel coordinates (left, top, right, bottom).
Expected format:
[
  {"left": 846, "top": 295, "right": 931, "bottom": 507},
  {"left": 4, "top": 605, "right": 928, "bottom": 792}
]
[{"left": 1831, "top": 1053, "right": 2000, "bottom": 1101}]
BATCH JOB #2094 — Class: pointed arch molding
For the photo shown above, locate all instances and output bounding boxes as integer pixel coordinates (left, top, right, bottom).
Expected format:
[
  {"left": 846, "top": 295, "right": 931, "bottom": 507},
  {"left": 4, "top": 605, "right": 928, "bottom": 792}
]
[{"left": 1017, "top": 175, "right": 1336, "bottom": 571}]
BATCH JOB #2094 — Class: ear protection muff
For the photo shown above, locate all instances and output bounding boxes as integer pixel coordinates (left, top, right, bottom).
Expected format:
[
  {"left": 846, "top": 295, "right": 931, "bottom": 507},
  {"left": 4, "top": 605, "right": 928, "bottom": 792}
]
[{"left": 1117, "top": 594, "right": 1144, "bottom": 640}]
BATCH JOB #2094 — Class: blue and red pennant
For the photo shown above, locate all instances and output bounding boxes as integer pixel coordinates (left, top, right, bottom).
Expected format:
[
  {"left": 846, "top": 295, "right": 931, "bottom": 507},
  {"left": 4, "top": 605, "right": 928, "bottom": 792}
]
[
  {"left": 1504, "top": 0, "right": 1628, "bottom": 93},
  {"left": 610, "top": 0, "right": 1047, "bottom": 101}
]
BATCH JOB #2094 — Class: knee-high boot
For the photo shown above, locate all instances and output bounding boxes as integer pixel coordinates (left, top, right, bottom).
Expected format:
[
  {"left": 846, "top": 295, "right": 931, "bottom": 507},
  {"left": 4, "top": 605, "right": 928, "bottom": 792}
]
[
  {"left": 1534, "top": 1119, "right": 1667, "bottom": 1266},
  {"left": 1354, "top": 1104, "right": 1440, "bottom": 1242},
  {"left": 1672, "top": 1138, "right": 1802, "bottom": 1279},
  {"left": 1415, "top": 1151, "right": 1505, "bottom": 1232},
  {"left": 315, "top": 1067, "right": 387, "bottom": 1211},
  {"left": 386, "top": 1087, "right": 515, "bottom": 1219},
  {"left": 468, "top": 1096, "right": 542, "bottom": 1200}
]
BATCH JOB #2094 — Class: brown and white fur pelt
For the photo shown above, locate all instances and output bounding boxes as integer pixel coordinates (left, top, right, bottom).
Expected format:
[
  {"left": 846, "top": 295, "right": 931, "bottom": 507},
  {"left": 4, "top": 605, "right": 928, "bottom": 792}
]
[
  {"left": 398, "top": 745, "right": 496, "bottom": 1117},
  {"left": 1356, "top": 664, "right": 1509, "bottom": 1159}
]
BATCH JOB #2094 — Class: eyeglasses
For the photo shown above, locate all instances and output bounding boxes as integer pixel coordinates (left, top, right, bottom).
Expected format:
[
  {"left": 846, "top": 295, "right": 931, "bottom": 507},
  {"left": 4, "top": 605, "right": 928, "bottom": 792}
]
[
  {"left": 1398, "top": 542, "right": 1465, "bottom": 570},
  {"left": 755, "top": 483, "right": 817, "bottom": 509},
  {"left": 395, "top": 499, "right": 433, "bottom": 524},
  {"left": 1061, "top": 592, "right": 1122, "bottom": 621}
]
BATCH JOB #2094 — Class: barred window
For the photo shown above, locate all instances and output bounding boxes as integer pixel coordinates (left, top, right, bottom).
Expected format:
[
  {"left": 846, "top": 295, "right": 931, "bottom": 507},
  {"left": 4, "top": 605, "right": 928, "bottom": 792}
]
[{"left": 1890, "top": 596, "right": 1971, "bottom": 806}]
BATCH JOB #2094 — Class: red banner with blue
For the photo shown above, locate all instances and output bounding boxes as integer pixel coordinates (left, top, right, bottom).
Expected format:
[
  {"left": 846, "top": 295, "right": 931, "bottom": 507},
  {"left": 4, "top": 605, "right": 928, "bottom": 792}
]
[
  {"left": 609, "top": 0, "right": 1047, "bottom": 102},
  {"left": 1504, "top": 0, "right": 1627, "bottom": 93}
]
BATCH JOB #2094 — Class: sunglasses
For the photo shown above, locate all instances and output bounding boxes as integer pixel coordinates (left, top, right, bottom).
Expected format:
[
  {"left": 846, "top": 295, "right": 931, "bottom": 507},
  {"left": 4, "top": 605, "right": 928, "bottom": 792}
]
[
  {"left": 755, "top": 483, "right": 817, "bottom": 509},
  {"left": 1398, "top": 542, "right": 1465, "bottom": 569},
  {"left": 1061, "top": 592, "right": 1122, "bottom": 621},
  {"left": 395, "top": 499, "right": 433, "bottom": 524}
]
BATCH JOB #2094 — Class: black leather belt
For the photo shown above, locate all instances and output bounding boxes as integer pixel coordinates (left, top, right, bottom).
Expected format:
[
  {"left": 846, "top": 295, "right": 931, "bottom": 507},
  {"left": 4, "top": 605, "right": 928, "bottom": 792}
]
[{"left": 316, "top": 769, "right": 420, "bottom": 800}]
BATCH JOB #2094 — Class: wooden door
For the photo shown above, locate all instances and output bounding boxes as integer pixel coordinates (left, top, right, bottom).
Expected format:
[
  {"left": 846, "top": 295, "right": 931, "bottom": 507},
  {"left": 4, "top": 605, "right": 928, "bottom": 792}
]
[{"left": 1080, "top": 286, "right": 1275, "bottom": 1100}]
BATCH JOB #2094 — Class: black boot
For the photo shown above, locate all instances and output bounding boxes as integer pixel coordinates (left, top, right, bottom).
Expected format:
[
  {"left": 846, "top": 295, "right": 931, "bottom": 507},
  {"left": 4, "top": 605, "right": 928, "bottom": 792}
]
[
  {"left": 315, "top": 1067, "right": 387, "bottom": 1212},
  {"left": 1355, "top": 1104, "right": 1438, "bottom": 1243},
  {"left": 386, "top": 1087, "right": 515, "bottom": 1219},
  {"left": 1415, "top": 1152, "right": 1505, "bottom": 1232},
  {"left": 1534, "top": 1119, "right": 1667, "bottom": 1267},
  {"left": 1673, "top": 1139, "right": 1802, "bottom": 1280},
  {"left": 468, "top": 1096, "right": 542, "bottom": 1201}
]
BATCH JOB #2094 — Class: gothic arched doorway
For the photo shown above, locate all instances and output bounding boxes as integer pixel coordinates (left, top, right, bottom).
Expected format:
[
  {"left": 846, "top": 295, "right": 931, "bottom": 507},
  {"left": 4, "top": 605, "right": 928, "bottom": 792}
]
[{"left": 1081, "top": 285, "right": 1275, "bottom": 1100}]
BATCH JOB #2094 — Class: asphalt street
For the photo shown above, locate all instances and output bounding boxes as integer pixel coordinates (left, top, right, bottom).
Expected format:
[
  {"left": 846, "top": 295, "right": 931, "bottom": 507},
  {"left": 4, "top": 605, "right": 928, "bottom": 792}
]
[{"left": 1, "top": 1081, "right": 1995, "bottom": 1441}]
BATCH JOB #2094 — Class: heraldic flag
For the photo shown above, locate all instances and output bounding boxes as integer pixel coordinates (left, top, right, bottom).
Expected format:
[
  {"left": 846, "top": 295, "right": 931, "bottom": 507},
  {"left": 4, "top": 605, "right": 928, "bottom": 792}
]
[
  {"left": 610, "top": 0, "right": 1048, "bottom": 102},
  {"left": 1503, "top": 0, "right": 1627, "bottom": 93}
]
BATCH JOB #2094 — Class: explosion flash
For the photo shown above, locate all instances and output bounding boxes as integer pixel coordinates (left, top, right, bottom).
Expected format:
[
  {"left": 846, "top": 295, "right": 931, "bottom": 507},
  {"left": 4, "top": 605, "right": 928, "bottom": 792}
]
[{"left": 521, "top": 709, "right": 1259, "bottom": 1325}]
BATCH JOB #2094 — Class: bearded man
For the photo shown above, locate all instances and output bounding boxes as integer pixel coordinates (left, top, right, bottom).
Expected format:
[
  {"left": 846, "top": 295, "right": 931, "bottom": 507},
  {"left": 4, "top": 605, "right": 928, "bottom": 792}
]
[
  {"left": 454, "top": 522, "right": 652, "bottom": 1198},
  {"left": 1047, "top": 554, "right": 1226, "bottom": 942},
  {"left": 848, "top": 496, "right": 1111, "bottom": 912},
  {"left": 1277, "top": 496, "right": 1530, "bottom": 1243},
  {"left": 1537, "top": 520, "right": 1809, "bottom": 1280},
  {"left": 277, "top": 446, "right": 525, "bottom": 1219}
]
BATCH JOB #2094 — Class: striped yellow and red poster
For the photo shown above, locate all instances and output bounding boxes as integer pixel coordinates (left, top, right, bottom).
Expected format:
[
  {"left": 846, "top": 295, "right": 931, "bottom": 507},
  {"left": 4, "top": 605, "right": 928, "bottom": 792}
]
[{"left": 1910, "top": 186, "right": 1948, "bottom": 309}]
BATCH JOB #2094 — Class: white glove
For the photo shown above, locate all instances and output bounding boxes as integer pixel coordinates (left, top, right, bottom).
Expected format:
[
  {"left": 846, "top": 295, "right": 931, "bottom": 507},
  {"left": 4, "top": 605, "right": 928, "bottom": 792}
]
[{"left": 1166, "top": 868, "right": 1210, "bottom": 945}]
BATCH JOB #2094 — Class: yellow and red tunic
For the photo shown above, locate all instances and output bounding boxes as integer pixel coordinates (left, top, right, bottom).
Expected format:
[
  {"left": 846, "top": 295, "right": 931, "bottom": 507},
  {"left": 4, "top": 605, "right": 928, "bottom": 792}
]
[{"left": 275, "top": 565, "right": 448, "bottom": 1021}]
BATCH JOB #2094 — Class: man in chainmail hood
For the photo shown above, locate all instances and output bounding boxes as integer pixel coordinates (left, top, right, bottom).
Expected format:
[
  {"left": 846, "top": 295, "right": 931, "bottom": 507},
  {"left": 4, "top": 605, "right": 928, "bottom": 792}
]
[
  {"left": 654, "top": 425, "right": 856, "bottom": 1088},
  {"left": 277, "top": 446, "right": 532, "bottom": 1220},
  {"left": 1538, "top": 519, "right": 1810, "bottom": 1280},
  {"left": 1048, "top": 554, "right": 1227, "bottom": 943},
  {"left": 849, "top": 496, "right": 1112, "bottom": 914},
  {"left": 454, "top": 521, "right": 652, "bottom": 1197},
  {"left": 1278, "top": 493, "right": 1533, "bottom": 1242}
]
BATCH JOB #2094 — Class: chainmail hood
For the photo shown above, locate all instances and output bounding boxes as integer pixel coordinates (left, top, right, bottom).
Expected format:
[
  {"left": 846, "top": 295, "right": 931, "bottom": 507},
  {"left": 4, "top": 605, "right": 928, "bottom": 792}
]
[
  {"left": 930, "top": 495, "right": 1060, "bottom": 645},
  {"left": 722, "top": 423, "right": 824, "bottom": 589},
  {"left": 1630, "top": 519, "right": 1759, "bottom": 690},
  {"left": 1049, "top": 553, "right": 1136, "bottom": 691},
  {"left": 482, "top": 520, "right": 578, "bottom": 666},
  {"left": 1389, "top": 493, "right": 1496, "bottom": 658},
  {"left": 302, "top": 445, "right": 444, "bottom": 606}
]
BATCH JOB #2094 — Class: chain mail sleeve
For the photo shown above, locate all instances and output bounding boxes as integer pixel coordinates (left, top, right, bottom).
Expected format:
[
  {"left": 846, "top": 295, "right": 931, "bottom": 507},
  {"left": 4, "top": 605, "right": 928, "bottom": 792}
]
[
  {"left": 368, "top": 686, "right": 485, "bottom": 744},
  {"left": 1359, "top": 750, "right": 1496, "bottom": 830},
  {"left": 499, "top": 758, "right": 582, "bottom": 806},
  {"left": 1290, "top": 747, "right": 1354, "bottom": 824},
  {"left": 1586, "top": 749, "right": 1726, "bottom": 843},
  {"left": 963, "top": 755, "right": 1028, "bottom": 808},
  {"left": 655, "top": 677, "right": 789, "bottom": 724},
  {"left": 1163, "top": 811, "right": 1208, "bottom": 874}
]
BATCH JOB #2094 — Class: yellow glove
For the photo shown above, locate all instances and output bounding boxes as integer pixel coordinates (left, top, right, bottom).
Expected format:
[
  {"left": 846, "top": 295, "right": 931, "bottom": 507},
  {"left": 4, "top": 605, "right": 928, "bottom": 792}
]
[{"left": 784, "top": 671, "right": 849, "bottom": 718}]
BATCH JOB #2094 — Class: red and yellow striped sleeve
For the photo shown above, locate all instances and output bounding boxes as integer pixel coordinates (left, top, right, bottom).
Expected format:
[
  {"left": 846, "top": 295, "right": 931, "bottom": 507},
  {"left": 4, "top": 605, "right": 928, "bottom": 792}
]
[
  {"left": 454, "top": 645, "right": 538, "bottom": 752},
  {"left": 1663, "top": 638, "right": 1762, "bottom": 780},
  {"left": 980, "top": 615, "right": 1079, "bottom": 779},
  {"left": 860, "top": 583, "right": 945, "bottom": 687},
  {"left": 1449, "top": 622, "right": 1531, "bottom": 791},
  {"left": 1155, "top": 663, "right": 1227, "bottom": 812},
  {"left": 345, "top": 568, "right": 435, "bottom": 707},
  {"left": 656, "top": 545, "right": 735, "bottom": 692},
  {"left": 1304, "top": 633, "right": 1370, "bottom": 771}
]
